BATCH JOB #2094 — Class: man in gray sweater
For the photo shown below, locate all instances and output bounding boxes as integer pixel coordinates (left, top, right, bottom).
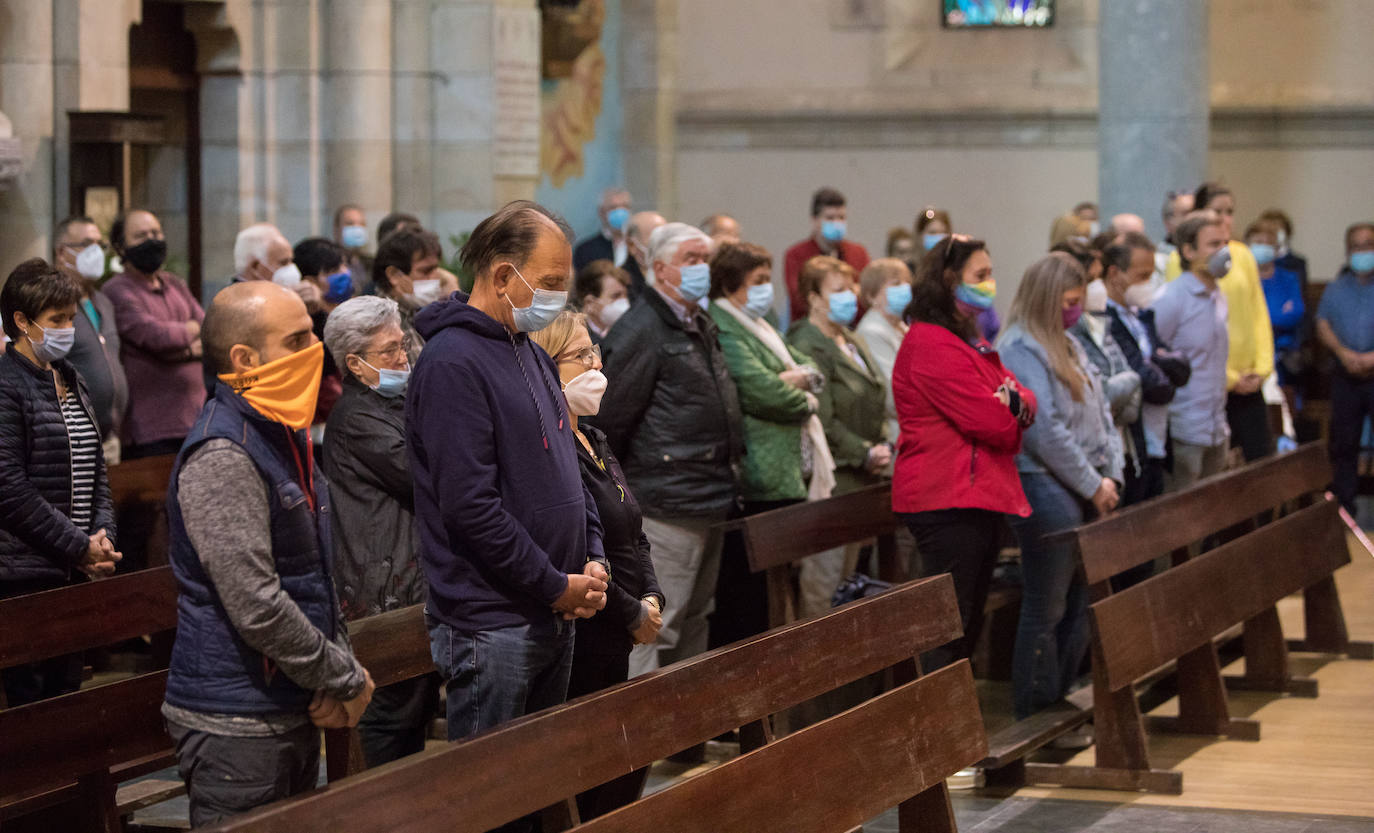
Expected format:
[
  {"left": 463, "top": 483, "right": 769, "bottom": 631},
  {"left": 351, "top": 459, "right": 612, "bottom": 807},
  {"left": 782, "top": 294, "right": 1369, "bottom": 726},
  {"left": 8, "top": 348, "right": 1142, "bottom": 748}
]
[{"left": 162, "top": 281, "right": 374, "bottom": 826}]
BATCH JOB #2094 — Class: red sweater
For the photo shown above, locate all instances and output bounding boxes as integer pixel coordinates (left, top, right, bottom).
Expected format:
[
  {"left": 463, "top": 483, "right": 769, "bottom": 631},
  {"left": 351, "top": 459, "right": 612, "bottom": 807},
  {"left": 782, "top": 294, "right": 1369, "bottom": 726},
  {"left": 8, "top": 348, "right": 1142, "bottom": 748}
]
[
  {"left": 783, "top": 238, "right": 871, "bottom": 323},
  {"left": 892, "top": 322, "right": 1034, "bottom": 517}
]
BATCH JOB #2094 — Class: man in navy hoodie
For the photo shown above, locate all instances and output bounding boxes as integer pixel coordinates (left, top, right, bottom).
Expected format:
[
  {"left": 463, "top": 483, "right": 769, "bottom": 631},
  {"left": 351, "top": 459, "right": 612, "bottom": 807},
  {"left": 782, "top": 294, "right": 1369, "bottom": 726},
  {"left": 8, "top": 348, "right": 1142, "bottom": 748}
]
[{"left": 407, "top": 201, "right": 609, "bottom": 749}]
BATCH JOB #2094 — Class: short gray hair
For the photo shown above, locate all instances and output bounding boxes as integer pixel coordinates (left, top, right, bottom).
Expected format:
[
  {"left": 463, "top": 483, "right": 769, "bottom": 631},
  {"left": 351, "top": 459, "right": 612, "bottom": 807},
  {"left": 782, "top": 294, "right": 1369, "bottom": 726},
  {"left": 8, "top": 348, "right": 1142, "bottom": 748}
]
[
  {"left": 233, "top": 222, "right": 286, "bottom": 274},
  {"left": 645, "top": 222, "right": 710, "bottom": 287},
  {"left": 323, "top": 296, "right": 402, "bottom": 379}
]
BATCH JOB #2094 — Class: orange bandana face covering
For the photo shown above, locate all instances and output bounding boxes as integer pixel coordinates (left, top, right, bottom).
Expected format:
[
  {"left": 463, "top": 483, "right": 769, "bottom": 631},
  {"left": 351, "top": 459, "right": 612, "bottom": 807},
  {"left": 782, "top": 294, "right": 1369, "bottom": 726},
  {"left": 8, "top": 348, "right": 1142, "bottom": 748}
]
[{"left": 218, "top": 341, "right": 325, "bottom": 430}]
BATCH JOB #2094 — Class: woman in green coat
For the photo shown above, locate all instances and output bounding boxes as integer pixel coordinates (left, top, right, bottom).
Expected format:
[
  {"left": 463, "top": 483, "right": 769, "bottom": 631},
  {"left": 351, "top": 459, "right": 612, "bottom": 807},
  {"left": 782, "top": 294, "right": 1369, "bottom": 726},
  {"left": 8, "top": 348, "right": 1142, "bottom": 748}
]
[
  {"left": 706, "top": 242, "right": 835, "bottom": 645},
  {"left": 787, "top": 254, "right": 893, "bottom": 616}
]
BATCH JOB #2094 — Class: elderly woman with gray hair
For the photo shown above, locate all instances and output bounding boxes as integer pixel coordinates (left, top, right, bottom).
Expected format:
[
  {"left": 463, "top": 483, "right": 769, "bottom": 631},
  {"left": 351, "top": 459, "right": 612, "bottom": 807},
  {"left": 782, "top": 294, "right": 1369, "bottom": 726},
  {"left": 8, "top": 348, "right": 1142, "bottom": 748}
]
[{"left": 321, "top": 295, "right": 438, "bottom": 767}]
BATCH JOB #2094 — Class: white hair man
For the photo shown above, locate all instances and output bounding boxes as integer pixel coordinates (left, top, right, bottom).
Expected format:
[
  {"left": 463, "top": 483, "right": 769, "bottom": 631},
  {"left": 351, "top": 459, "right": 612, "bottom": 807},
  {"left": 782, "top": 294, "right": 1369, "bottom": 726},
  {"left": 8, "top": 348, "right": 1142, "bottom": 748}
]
[
  {"left": 234, "top": 222, "right": 320, "bottom": 307},
  {"left": 589, "top": 222, "right": 744, "bottom": 689}
]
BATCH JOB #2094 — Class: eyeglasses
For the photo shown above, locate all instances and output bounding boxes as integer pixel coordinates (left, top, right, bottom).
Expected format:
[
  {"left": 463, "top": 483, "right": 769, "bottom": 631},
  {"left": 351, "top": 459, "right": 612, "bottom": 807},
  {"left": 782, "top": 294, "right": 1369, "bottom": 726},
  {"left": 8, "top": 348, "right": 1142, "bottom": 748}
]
[
  {"left": 61, "top": 240, "right": 105, "bottom": 253},
  {"left": 359, "top": 335, "right": 414, "bottom": 363},
  {"left": 558, "top": 344, "right": 601, "bottom": 369}
]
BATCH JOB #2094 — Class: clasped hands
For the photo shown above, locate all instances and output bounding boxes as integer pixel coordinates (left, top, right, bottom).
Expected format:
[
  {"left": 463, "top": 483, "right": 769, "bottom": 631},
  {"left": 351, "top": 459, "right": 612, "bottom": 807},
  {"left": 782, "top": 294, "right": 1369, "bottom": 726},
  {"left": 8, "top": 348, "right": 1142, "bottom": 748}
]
[
  {"left": 80, "top": 529, "right": 122, "bottom": 579},
  {"left": 553, "top": 561, "right": 609, "bottom": 621},
  {"left": 309, "top": 668, "right": 376, "bottom": 729}
]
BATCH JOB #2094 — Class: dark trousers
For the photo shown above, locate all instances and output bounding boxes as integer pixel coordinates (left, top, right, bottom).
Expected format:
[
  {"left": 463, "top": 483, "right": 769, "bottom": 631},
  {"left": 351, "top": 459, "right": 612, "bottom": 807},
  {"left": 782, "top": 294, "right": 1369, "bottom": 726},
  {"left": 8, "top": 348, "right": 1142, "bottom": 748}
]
[
  {"left": 357, "top": 672, "right": 442, "bottom": 768},
  {"left": 709, "top": 499, "right": 799, "bottom": 649},
  {"left": 0, "top": 578, "right": 83, "bottom": 707},
  {"left": 567, "top": 648, "right": 645, "bottom": 820},
  {"left": 1226, "top": 390, "right": 1273, "bottom": 462},
  {"left": 1330, "top": 373, "right": 1374, "bottom": 514},
  {"left": 901, "top": 507, "right": 1006, "bottom": 673},
  {"left": 1114, "top": 455, "right": 1166, "bottom": 591},
  {"left": 168, "top": 721, "right": 319, "bottom": 828}
]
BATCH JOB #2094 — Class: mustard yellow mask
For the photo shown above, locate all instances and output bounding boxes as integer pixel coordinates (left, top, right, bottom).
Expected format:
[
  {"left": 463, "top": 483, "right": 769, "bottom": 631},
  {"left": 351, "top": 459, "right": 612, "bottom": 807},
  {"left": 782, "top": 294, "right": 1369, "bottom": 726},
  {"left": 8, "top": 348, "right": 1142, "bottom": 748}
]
[{"left": 219, "top": 341, "right": 324, "bottom": 430}]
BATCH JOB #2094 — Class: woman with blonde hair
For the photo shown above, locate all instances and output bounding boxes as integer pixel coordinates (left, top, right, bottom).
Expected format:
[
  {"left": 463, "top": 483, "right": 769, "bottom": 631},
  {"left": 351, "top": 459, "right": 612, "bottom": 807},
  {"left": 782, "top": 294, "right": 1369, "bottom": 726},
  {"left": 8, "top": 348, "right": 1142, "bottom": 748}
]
[
  {"left": 530, "top": 311, "right": 663, "bottom": 819},
  {"left": 997, "top": 252, "right": 1124, "bottom": 721}
]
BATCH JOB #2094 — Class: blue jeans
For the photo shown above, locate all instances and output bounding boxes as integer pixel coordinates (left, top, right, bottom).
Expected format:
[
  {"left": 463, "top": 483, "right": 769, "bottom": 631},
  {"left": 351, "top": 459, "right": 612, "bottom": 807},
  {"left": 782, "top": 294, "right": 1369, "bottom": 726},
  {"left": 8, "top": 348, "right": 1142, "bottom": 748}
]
[
  {"left": 428, "top": 616, "right": 575, "bottom": 742},
  {"left": 1010, "top": 472, "right": 1090, "bottom": 719}
]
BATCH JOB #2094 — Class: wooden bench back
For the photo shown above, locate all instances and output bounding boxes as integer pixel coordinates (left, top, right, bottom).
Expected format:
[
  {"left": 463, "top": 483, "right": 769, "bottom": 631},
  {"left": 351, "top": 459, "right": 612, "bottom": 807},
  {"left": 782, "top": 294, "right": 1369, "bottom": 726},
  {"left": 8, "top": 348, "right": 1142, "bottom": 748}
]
[
  {"left": 107, "top": 454, "right": 177, "bottom": 507},
  {"left": 1072, "top": 443, "right": 1329, "bottom": 585},
  {"left": 1090, "top": 498, "right": 1348, "bottom": 692},
  {"left": 205, "top": 575, "right": 973, "bottom": 833},
  {"left": 0, "top": 567, "right": 176, "bottom": 671},
  {"left": 569, "top": 664, "right": 982, "bottom": 833},
  {"left": 741, "top": 482, "right": 897, "bottom": 572}
]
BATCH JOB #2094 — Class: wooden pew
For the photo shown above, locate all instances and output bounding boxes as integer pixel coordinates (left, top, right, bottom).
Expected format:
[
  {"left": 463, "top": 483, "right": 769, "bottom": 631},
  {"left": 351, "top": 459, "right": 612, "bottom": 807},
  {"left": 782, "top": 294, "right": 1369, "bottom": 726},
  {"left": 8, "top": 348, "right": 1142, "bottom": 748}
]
[
  {"left": 736, "top": 482, "right": 907, "bottom": 628},
  {"left": 107, "top": 454, "right": 178, "bottom": 569},
  {"left": 1012, "top": 444, "right": 1365, "bottom": 794},
  {"left": 0, "top": 568, "right": 180, "bottom": 832},
  {"left": 204, "top": 575, "right": 986, "bottom": 833},
  {"left": 0, "top": 584, "right": 433, "bottom": 829}
]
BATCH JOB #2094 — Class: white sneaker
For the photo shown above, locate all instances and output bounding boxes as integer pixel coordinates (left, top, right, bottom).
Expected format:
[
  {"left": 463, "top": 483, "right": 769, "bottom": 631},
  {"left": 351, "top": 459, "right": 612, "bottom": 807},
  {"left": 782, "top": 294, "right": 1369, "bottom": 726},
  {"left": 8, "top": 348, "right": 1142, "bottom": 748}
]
[{"left": 947, "top": 767, "right": 985, "bottom": 790}]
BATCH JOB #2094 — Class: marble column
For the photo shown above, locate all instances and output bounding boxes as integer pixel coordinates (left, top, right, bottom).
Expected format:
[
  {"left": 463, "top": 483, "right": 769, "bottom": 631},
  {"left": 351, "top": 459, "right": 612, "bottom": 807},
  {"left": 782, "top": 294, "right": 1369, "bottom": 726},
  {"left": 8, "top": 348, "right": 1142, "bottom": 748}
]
[
  {"left": 0, "top": 0, "right": 55, "bottom": 262},
  {"left": 1097, "top": 0, "right": 1209, "bottom": 243}
]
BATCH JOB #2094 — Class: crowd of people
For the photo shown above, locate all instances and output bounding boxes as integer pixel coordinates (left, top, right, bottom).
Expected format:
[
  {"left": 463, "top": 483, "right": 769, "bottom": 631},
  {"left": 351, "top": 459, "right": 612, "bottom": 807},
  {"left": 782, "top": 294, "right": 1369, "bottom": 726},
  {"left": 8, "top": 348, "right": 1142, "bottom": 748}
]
[{"left": 2, "top": 181, "right": 1373, "bottom": 827}]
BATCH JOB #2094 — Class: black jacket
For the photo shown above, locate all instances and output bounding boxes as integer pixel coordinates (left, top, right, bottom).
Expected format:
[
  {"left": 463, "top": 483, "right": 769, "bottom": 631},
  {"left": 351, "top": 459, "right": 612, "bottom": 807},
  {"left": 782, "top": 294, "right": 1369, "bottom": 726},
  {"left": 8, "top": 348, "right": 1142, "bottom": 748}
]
[
  {"left": 575, "top": 425, "right": 663, "bottom": 655},
  {"left": 573, "top": 233, "right": 614, "bottom": 270},
  {"left": 323, "top": 376, "right": 423, "bottom": 621},
  {"left": 590, "top": 289, "right": 744, "bottom": 518},
  {"left": 0, "top": 345, "right": 114, "bottom": 583},
  {"left": 1105, "top": 305, "right": 1192, "bottom": 460}
]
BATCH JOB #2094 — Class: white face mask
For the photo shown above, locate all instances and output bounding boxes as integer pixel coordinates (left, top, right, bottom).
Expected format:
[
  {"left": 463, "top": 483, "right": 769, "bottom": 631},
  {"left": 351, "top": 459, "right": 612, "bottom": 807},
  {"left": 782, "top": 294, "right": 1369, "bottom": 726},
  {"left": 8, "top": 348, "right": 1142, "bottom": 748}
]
[
  {"left": 563, "top": 368, "right": 608, "bottom": 416},
  {"left": 1123, "top": 280, "right": 1156, "bottom": 310},
  {"left": 1085, "top": 279, "right": 1108, "bottom": 314},
  {"left": 75, "top": 244, "right": 105, "bottom": 280},
  {"left": 600, "top": 297, "right": 631, "bottom": 329},
  {"left": 410, "top": 278, "right": 442, "bottom": 305},
  {"left": 272, "top": 262, "right": 303, "bottom": 287}
]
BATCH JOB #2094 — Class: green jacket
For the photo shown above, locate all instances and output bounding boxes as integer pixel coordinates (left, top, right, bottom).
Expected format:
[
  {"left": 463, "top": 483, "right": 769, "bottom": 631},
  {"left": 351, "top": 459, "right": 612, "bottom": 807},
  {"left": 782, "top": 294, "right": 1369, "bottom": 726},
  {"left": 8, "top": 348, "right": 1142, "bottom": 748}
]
[
  {"left": 709, "top": 305, "right": 815, "bottom": 503},
  {"left": 787, "top": 319, "right": 889, "bottom": 495}
]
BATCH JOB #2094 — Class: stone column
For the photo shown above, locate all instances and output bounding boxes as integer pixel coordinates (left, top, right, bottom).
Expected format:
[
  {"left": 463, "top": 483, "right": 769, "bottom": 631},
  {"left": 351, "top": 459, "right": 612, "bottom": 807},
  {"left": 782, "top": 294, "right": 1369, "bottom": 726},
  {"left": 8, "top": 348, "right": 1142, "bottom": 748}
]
[
  {"left": 1097, "top": 0, "right": 1209, "bottom": 243},
  {"left": 325, "top": 0, "right": 393, "bottom": 230},
  {"left": 621, "top": 0, "right": 677, "bottom": 217},
  {"left": 0, "top": 0, "right": 55, "bottom": 262}
]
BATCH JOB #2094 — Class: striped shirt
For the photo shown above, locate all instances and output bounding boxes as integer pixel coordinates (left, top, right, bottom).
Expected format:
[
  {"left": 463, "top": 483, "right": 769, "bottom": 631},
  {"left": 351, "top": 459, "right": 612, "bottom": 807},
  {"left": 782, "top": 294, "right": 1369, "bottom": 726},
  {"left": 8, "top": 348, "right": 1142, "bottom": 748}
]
[{"left": 60, "top": 390, "right": 100, "bottom": 531}]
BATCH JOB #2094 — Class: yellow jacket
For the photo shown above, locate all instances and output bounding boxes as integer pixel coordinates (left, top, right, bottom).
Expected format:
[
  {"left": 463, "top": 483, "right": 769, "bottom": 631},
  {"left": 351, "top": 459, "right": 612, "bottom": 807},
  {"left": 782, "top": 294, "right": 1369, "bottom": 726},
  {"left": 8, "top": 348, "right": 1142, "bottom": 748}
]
[{"left": 1165, "top": 240, "right": 1275, "bottom": 389}]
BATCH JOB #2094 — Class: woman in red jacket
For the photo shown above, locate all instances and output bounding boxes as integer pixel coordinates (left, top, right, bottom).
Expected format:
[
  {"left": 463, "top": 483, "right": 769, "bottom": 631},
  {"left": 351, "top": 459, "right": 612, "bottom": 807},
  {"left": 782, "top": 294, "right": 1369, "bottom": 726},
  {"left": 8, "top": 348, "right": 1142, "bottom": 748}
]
[{"left": 892, "top": 235, "right": 1035, "bottom": 671}]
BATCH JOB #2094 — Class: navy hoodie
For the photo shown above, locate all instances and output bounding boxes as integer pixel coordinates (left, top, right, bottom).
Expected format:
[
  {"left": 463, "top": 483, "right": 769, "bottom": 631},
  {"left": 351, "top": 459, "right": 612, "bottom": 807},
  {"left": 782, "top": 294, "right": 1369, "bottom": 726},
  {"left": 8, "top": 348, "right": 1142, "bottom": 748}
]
[{"left": 407, "top": 293, "right": 605, "bottom": 633}]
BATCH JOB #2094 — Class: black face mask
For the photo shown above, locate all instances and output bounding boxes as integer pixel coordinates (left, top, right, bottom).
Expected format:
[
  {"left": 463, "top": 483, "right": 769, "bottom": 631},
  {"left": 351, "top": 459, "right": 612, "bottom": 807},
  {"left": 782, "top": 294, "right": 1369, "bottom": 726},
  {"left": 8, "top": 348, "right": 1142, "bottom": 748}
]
[{"left": 124, "top": 239, "right": 168, "bottom": 274}]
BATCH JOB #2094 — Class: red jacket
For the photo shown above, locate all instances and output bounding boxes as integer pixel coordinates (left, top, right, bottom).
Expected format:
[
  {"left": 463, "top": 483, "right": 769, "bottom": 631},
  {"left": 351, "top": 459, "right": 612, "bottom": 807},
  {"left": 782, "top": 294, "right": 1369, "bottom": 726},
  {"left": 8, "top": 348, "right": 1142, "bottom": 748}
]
[
  {"left": 783, "top": 238, "right": 871, "bottom": 323},
  {"left": 892, "top": 322, "right": 1034, "bottom": 517}
]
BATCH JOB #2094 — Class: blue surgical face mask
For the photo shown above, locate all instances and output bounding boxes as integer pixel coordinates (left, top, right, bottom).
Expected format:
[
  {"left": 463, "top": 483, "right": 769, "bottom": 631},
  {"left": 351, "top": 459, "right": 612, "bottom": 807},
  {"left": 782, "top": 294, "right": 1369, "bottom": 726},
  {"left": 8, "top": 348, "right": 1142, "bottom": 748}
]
[
  {"left": 820, "top": 220, "right": 847, "bottom": 243},
  {"left": 922, "top": 233, "right": 947, "bottom": 251},
  {"left": 885, "top": 283, "right": 912, "bottom": 317},
  {"left": 676, "top": 262, "right": 711, "bottom": 302},
  {"left": 360, "top": 358, "right": 410, "bottom": 398},
  {"left": 325, "top": 270, "right": 354, "bottom": 304},
  {"left": 507, "top": 264, "right": 568, "bottom": 332},
  {"left": 744, "top": 282, "right": 774, "bottom": 319},
  {"left": 827, "top": 289, "right": 858, "bottom": 325},
  {"left": 1249, "top": 243, "right": 1276, "bottom": 267},
  {"left": 1351, "top": 251, "right": 1374, "bottom": 275},
  {"left": 606, "top": 207, "right": 631, "bottom": 233},
  {"left": 340, "top": 224, "right": 367, "bottom": 250},
  {"left": 27, "top": 322, "right": 76, "bottom": 363}
]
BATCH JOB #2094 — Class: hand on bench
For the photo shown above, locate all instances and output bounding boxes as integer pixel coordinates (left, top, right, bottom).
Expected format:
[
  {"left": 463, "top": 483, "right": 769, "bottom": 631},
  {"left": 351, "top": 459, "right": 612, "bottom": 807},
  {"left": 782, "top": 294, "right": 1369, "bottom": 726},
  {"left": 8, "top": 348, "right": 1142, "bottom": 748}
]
[
  {"left": 309, "top": 669, "right": 376, "bottom": 729},
  {"left": 554, "top": 565, "right": 608, "bottom": 621},
  {"left": 80, "top": 529, "right": 122, "bottom": 579}
]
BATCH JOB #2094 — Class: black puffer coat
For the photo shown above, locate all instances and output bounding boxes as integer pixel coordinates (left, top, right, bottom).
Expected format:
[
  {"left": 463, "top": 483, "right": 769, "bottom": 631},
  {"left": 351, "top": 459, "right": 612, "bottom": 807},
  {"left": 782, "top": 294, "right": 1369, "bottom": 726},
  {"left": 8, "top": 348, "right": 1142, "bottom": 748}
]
[
  {"left": 590, "top": 289, "right": 744, "bottom": 518},
  {"left": 0, "top": 344, "right": 114, "bottom": 583}
]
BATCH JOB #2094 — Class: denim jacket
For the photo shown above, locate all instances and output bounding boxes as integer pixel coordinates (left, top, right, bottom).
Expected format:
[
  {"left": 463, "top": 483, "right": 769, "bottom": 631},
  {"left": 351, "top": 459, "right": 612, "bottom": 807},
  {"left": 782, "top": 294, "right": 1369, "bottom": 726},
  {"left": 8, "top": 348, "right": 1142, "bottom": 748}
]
[{"left": 998, "top": 322, "right": 1125, "bottom": 500}]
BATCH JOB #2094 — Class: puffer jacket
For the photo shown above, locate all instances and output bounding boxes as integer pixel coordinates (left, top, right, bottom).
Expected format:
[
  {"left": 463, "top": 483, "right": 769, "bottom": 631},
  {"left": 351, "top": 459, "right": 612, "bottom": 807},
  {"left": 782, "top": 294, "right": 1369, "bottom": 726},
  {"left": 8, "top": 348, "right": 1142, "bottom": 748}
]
[
  {"left": 0, "top": 344, "right": 115, "bottom": 582},
  {"left": 591, "top": 289, "right": 744, "bottom": 518}
]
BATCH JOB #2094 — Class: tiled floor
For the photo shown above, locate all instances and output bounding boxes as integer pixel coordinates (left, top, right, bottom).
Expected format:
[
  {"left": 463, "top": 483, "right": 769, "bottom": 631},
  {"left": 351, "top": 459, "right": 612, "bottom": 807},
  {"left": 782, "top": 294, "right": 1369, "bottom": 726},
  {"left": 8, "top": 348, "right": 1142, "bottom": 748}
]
[{"left": 866, "top": 796, "right": 1374, "bottom": 832}]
